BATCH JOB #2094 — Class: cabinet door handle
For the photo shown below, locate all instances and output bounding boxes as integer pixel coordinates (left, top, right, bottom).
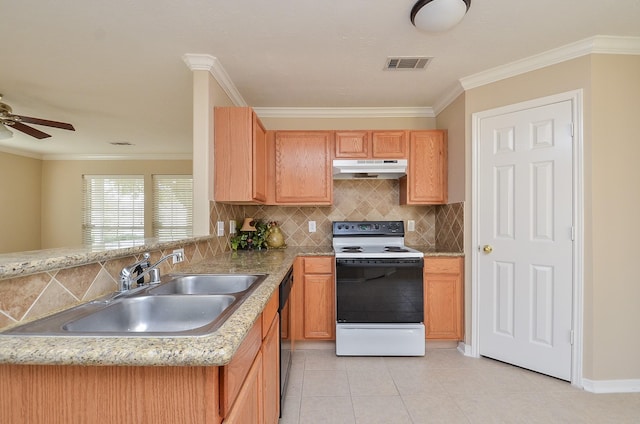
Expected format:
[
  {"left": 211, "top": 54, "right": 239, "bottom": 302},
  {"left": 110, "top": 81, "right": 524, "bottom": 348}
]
[{"left": 482, "top": 245, "right": 493, "bottom": 254}]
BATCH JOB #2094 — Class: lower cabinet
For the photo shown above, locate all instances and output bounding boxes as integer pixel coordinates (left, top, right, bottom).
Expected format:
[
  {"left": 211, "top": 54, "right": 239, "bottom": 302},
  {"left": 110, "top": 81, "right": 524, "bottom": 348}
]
[
  {"left": 223, "top": 351, "right": 263, "bottom": 424},
  {"left": 0, "top": 293, "right": 281, "bottom": 424},
  {"left": 0, "top": 365, "right": 223, "bottom": 424},
  {"left": 262, "top": 301, "right": 280, "bottom": 424},
  {"left": 292, "top": 256, "right": 335, "bottom": 340},
  {"left": 223, "top": 291, "right": 280, "bottom": 424},
  {"left": 424, "top": 257, "right": 464, "bottom": 340}
]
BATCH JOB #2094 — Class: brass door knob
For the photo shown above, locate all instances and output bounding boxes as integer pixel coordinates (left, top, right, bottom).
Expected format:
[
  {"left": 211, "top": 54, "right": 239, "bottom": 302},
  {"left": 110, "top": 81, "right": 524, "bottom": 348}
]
[{"left": 483, "top": 245, "right": 493, "bottom": 253}]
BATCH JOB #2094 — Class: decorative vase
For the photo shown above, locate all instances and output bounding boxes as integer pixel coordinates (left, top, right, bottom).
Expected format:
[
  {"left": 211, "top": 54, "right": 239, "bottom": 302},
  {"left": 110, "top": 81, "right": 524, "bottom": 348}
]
[{"left": 266, "top": 225, "right": 285, "bottom": 248}]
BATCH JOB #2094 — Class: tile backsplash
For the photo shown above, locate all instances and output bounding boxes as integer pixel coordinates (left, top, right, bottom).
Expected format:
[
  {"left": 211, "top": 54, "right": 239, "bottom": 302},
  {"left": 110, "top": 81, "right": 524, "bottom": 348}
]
[{"left": 210, "top": 180, "right": 464, "bottom": 251}]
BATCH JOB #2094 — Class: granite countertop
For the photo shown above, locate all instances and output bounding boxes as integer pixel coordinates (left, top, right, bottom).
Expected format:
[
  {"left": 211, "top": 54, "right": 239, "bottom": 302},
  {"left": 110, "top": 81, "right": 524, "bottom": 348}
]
[
  {"left": 0, "top": 247, "right": 331, "bottom": 367},
  {"left": 0, "top": 245, "right": 461, "bottom": 367}
]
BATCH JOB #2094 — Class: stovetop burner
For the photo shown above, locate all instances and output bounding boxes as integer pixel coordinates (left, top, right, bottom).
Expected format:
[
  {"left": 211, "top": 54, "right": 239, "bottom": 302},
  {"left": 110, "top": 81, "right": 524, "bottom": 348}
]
[
  {"left": 384, "top": 246, "right": 409, "bottom": 252},
  {"left": 332, "top": 220, "right": 424, "bottom": 259}
]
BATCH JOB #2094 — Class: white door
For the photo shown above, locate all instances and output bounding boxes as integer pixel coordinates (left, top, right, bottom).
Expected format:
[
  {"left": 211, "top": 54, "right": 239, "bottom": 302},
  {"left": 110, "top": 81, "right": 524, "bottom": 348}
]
[{"left": 478, "top": 100, "right": 574, "bottom": 380}]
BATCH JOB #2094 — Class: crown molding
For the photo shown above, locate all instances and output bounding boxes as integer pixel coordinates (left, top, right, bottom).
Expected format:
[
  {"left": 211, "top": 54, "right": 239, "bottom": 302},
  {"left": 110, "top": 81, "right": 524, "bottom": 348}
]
[
  {"left": 460, "top": 35, "right": 640, "bottom": 90},
  {"left": 0, "top": 145, "right": 43, "bottom": 159},
  {"left": 182, "top": 53, "right": 247, "bottom": 106},
  {"left": 253, "top": 107, "right": 435, "bottom": 119},
  {"left": 41, "top": 153, "right": 193, "bottom": 161},
  {"left": 432, "top": 83, "right": 465, "bottom": 115}
]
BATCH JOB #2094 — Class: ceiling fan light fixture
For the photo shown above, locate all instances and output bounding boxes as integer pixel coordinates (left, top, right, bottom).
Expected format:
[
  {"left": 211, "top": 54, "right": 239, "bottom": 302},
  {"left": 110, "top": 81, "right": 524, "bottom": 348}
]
[
  {"left": 411, "top": 0, "right": 471, "bottom": 33},
  {"left": 0, "top": 123, "right": 13, "bottom": 140}
]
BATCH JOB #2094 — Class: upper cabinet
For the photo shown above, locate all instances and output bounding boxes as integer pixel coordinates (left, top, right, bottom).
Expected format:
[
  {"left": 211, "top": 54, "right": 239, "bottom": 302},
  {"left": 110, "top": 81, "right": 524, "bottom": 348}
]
[
  {"left": 214, "top": 107, "right": 267, "bottom": 204},
  {"left": 335, "top": 130, "right": 407, "bottom": 159},
  {"left": 400, "top": 130, "right": 448, "bottom": 205},
  {"left": 273, "top": 131, "right": 333, "bottom": 205}
]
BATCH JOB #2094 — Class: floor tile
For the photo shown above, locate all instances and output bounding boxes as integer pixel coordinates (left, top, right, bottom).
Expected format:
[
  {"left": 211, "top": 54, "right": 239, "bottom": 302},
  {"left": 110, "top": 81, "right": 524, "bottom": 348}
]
[
  {"left": 351, "top": 395, "right": 412, "bottom": 424},
  {"left": 302, "top": 369, "right": 350, "bottom": 397},
  {"left": 279, "top": 347, "right": 640, "bottom": 424},
  {"left": 299, "top": 396, "right": 355, "bottom": 424}
]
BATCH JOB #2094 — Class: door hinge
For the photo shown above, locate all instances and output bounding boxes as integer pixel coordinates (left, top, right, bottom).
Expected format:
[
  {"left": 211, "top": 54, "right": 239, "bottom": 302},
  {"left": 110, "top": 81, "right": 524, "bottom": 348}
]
[
  {"left": 570, "top": 330, "right": 574, "bottom": 345},
  {"left": 571, "top": 226, "right": 575, "bottom": 241},
  {"left": 570, "top": 123, "right": 575, "bottom": 137}
]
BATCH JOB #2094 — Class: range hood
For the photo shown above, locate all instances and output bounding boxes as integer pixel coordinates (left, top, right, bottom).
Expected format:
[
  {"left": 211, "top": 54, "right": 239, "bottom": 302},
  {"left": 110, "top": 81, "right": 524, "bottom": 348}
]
[{"left": 332, "top": 159, "right": 407, "bottom": 179}]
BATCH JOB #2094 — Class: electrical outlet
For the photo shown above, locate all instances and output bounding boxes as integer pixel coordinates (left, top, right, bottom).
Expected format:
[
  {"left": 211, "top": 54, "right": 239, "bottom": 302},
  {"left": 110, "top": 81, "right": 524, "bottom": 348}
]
[
  {"left": 229, "top": 220, "right": 236, "bottom": 234},
  {"left": 172, "top": 248, "right": 185, "bottom": 264},
  {"left": 217, "top": 221, "right": 225, "bottom": 236},
  {"left": 308, "top": 221, "right": 316, "bottom": 233},
  {"left": 407, "top": 220, "right": 416, "bottom": 232}
]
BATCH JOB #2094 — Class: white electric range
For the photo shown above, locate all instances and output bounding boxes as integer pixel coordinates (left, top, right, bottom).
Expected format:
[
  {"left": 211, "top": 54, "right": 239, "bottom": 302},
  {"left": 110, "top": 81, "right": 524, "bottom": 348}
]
[{"left": 332, "top": 221, "right": 425, "bottom": 356}]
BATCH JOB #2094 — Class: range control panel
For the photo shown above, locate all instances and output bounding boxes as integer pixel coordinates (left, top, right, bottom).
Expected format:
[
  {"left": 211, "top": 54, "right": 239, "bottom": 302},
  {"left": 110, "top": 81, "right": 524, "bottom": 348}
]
[{"left": 332, "top": 220, "right": 404, "bottom": 237}]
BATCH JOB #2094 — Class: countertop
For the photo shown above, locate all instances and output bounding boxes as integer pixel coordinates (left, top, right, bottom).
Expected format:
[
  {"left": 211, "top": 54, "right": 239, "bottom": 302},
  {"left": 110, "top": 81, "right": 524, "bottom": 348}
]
[{"left": 0, "top": 246, "right": 462, "bottom": 367}]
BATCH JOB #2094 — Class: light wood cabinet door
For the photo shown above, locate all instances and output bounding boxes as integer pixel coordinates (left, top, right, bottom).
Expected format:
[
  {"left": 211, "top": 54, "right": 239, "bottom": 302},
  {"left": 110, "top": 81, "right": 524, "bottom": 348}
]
[
  {"left": 335, "top": 130, "right": 407, "bottom": 159},
  {"left": 335, "top": 131, "right": 369, "bottom": 158},
  {"left": 400, "top": 130, "right": 447, "bottom": 205},
  {"left": 371, "top": 130, "right": 407, "bottom": 158},
  {"left": 424, "top": 257, "right": 463, "bottom": 340},
  {"left": 214, "top": 107, "right": 267, "bottom": 204},
  {"left": 291, "top": 257, "right": 335, "bottom": 341},
  {"left": 303, "top": 273, "right": 335, "bottom": 339},
  {"left": 223, "top": 351, "right": 263, "bottom": 424},
  {"left": 262, "top": 313, "right": 280, "bottom": 424},
  {"left": 274, "top": 131, "right": 333, "bottom": 205}
]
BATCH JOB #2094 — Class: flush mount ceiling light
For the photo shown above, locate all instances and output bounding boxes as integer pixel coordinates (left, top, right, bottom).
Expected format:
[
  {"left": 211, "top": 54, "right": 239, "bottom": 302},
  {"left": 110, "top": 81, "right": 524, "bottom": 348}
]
[{"left": 411, "top": 0, "right": 471, "bottom": 32}]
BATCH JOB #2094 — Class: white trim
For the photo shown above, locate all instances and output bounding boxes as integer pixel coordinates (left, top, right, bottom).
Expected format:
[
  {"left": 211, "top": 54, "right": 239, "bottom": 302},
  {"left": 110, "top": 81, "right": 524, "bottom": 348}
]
[
  {"left": 253, "top": 106, "right": 435, "bottom": 119},
  {"left": 582, "top": 379, "right": 640, "bottom": 394},
  {"left": 470, "top": 90, "right": 584, "bottom": 387},
  {"left": 41, "top": 153, "right": 192, "bottom": 161},
  {"left": 432, "top": 83, "right": 465, "bottom": 115},
  {"left": 0, "top": 145, "right": 43, "bottom": 159},
  {"left": 182, "top": 54, "right": 247, "bottom": 107},
  {"left": 461, "top": 36, "right": 640, "bottom": 91},
  {"left": 457, "top": 341, "right": 472, "bottom": 356}
]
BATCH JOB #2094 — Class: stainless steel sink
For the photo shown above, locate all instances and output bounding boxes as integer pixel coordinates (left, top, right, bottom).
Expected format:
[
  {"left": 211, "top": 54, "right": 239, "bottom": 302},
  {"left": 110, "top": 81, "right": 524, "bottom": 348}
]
[
  {"left": 63, "top": 295, "right": 235, "bottom": 333},
  {"left": 1, "top": 273, "right": 268, "bottom": 337},
  {"left": 149, "top": 274, "right": 266, "bottom": 295}
]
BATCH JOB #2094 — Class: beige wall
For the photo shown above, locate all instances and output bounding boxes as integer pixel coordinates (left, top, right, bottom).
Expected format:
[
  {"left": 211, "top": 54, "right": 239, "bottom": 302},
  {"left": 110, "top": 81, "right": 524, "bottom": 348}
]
[
  {"left": 463, "top": 54, "right": 640, "bottom": 381},
  {"left": 0, "top": 152, "right": 42, "bottom": 253},
  {"left": 435, "top": 93, "right": 466, "bottom": 203},
  {"left": 590, "top": 54, "right": 640, "bottom": 380},
  {"left": 41, "top": 160, "right": 192, "bottom": 248}
]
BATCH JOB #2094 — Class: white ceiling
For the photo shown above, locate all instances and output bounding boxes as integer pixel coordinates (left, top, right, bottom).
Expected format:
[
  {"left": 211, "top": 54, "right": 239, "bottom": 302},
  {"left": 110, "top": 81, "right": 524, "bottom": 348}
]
[{"left": 1, "top": 0, "right": 640, "bottom": 158}]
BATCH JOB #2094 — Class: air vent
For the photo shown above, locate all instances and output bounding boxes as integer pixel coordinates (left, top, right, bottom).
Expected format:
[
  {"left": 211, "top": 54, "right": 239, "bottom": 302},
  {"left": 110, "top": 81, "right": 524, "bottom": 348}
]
[
  {"left": 385, "top": 57, "right": 432, "bottom": 70},
  {"left": 110, "top": 142, "right": 134, "bottom": 146}
]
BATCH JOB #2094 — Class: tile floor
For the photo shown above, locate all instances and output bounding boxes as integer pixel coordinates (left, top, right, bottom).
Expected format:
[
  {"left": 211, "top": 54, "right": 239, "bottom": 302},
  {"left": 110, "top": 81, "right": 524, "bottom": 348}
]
[{"left": 279, "top": 347, "right": 640, "bottom": 424}]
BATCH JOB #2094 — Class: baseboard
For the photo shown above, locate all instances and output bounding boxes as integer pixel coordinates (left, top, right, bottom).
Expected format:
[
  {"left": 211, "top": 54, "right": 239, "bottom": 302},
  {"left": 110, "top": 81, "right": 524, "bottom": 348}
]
[
  {"left": 582, "top": 378, "right": 640, "bottom": 393},
  {"left": 457, "top": 341, "right": 473, "bottom": 356}
]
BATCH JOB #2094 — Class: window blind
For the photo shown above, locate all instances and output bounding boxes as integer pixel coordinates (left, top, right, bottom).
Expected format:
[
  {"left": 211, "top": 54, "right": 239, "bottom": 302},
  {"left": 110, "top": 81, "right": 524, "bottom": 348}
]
[
  {"left": 152, "top": 175, "right": 193, "bottom": 241},
  {"left": 82, "top": 175, "right": 145, "bottom": 247}
]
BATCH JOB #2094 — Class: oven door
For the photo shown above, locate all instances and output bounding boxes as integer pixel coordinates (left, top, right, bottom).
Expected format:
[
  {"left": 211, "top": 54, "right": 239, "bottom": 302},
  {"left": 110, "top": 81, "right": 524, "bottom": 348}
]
[{"left": 336, "top": 257, "right": 424, "bottom": 324}]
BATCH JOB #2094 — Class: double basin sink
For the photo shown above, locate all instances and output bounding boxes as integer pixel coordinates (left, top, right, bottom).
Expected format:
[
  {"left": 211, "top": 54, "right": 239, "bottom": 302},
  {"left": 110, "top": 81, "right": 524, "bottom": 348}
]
[{"left": 2, "top": 274, "right": 267, "bottom": 337}]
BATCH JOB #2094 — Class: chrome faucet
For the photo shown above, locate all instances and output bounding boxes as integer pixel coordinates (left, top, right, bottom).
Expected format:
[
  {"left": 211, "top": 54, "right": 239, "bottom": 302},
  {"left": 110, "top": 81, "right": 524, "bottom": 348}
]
[{"left": 119, "top": 251, "right": 184, "bottom": 292}]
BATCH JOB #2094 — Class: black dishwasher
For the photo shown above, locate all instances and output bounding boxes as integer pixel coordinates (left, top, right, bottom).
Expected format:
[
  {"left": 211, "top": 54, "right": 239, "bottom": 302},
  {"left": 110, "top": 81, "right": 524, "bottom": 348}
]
[{"left": 278, "top": 266, "right": 293, "bottom": 416}]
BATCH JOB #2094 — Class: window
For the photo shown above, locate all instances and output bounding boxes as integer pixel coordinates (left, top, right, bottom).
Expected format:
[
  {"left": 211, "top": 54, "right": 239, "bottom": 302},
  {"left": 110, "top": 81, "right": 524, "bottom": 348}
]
[
  {"left": 82, "top": 175, "right": 145, "bottom": 247},
  {"left": 152, "top": 175, "right": 193, "bottom": 241}
]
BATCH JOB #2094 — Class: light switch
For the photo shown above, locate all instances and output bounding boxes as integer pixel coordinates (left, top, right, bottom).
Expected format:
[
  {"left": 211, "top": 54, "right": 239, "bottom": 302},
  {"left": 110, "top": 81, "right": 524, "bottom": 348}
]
[
  {"left": 407, "top": 220, "right": 415, "bottom": 231},
  {"left": 229, "top": 220, "right": 236, "bottom": 234},
  {"left": 217, "top": 221, "right": 225, "bottom": 236},
  {"left": 308, "top": 221, "right": 316, "bottom": 233}
]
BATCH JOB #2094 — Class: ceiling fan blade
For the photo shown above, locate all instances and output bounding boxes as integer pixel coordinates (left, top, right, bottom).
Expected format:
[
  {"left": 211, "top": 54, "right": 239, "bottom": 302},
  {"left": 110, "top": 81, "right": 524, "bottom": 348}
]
[
  {"left": 15, "top": 115, "right": 75, "bottom": 131},
  {"left": 10, "top": 122, "right": 52, "bottom": 139}
]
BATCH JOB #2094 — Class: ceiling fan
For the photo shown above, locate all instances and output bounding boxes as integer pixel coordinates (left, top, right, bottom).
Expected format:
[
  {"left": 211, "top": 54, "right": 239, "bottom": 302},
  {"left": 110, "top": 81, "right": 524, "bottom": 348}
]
[{"left": 0, "top": 94, "right": 75, "bottom": 140}]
